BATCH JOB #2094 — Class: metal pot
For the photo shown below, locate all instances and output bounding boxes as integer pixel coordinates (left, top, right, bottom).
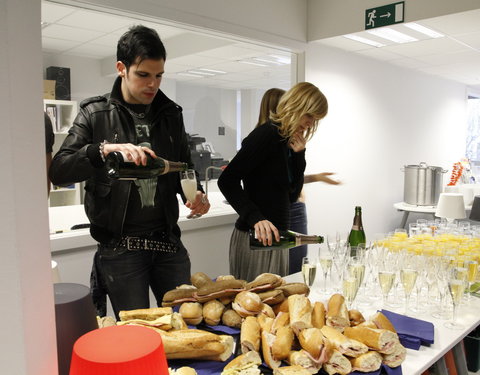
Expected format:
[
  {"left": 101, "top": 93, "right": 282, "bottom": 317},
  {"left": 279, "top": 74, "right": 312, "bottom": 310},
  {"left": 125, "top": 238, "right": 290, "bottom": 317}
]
[{"left": 402, "top": 162, "right": 448, "bottom": 206}]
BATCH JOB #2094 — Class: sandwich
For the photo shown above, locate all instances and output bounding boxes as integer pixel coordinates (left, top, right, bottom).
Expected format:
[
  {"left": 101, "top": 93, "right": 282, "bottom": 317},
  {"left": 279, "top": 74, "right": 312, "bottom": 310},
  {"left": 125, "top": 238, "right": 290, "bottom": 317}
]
[
  {"left": 171, "top": 312, "right": 188, "bottom": 330},
  {"left": 261, "top": 330, "right": 281, "bottom": 369},
  {"left": 288, "top": 294, "right": 313, "bottom": 335},
  {"left": 158, "top": 329, "right": 234, "bottom": 361},
  {"left": 216, "top": 275, "right": 236, "bottom": 282},
  {"left": 119, "top": 307, "right": 173, "bottom": 321},
  {"left": 241, "top": 316, "right": 261, "bottom": 353},
  {"left": 246, "top": 273, "right": 283, "bottom": 292},
  {"left": 232, "top": 291, "right": 263, "bottom": 317},
  {"left": 271, "top": 311, "right": 290, "bottom": 334},
  {"left": 221, "top": 351, "right": 262, "bottom": 375},
  {"left": 203, "top": 299, "right": 225, "bottom": 326},
  {"left": 162, "top": 288, "right": 198, "bottom": 307},
  {"left": 343, "top": 326, "right": 399, "bottom": 354},
  {"left": 257, "top": 289, "right": 285, "bottom": 305},
  {"left": 222, "top": 309, "right": 243, "bottom": 328},
  {"left": 311, "top": 302, "right": 326, "bottom": 329},
  {"left": 320, "top": 325, "right": 368, "bottom": 358},
  {"left": 349, "top": 351, "right": 382, "bottom": 372},
  {"left": 298, "top": 328, "right": 333, "bottom": 363},
  {"left": 322, "top": 349, "right": 352, "bottom": 375},
  {"left": 325, "top": 294, "right": 349, "bottom": 330},
  {"left": 169, "top": 367, "right": 198, "bottom": 375},
  {"left": 97, "top": 316, "right": 116, "bottom": 328},
  {"left": 273, "top": 365, "right": 312, "bottom": 375},
  {"left": 195, "top": 279, "right": 246, "bottom": 303},
  {"left": 272, "top": 299, "right": 289, "bottom": 315},
  {"left": 371, "top": 311, "right": 397, "bottom": 333},
  {"left": 179, "top": 302, "right": 203, "bottom": 325},
  {"left": 348, "top": 309, "right": 366, "bottom": 326},
  {"left": 257, "top": 314, "right": 274, "bottom": 333},
  {"left": 191, "top": 271, "right": 214, "bottom": 288},
  {"left": 288, "top": 350, "right": 322, "bottom": 374},
  {"left": 260, "top": 303, "right": 276, "bottom": 318},
  {"left": 271, "top": 326, "right": 295, "bottom": 360},
  {"left": 382, "top": 341, "right": 407, "bottom": 368},
  {"left": 276, "top": 283, "right": 310, "bottom": 297},
  {"left": 117, "top": 314, "right": 174, "bottom": 331}
]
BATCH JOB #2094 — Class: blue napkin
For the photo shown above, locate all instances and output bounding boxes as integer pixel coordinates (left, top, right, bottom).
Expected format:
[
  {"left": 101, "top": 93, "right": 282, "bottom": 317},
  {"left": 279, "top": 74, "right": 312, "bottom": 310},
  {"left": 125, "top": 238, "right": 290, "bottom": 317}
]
[{"left": 380, "top": 309, "right": 434, "bottom": 347}]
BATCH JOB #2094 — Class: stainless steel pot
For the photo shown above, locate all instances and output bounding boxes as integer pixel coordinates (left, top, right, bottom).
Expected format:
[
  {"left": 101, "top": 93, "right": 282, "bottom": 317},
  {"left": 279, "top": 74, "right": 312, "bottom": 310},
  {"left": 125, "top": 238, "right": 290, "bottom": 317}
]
[{"left": 402, "top": 162, "right": 448, "bottom": 206}]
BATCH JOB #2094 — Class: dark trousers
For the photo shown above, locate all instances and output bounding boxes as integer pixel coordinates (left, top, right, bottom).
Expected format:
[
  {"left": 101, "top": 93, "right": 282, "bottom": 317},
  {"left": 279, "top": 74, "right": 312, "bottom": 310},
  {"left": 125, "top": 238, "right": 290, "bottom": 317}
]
[
  {"left": 95, "top": 243, "right": 191, "bottom": 319},
  {"left": 289, "top": 201, "right": 308, "bottom": 274}
]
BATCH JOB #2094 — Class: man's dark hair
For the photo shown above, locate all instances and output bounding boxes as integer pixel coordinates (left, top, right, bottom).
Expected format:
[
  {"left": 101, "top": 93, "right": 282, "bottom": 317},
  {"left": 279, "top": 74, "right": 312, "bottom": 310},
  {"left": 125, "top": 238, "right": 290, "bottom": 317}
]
[{"left": 117, "top": 25, "right": 166, "bottom": 70}]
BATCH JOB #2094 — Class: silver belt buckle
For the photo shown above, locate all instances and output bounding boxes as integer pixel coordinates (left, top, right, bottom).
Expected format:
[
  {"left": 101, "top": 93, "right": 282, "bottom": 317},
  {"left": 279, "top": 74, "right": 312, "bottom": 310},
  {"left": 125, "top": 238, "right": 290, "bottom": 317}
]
[{"left": 126, "top": 236, "right": 139, "bottom": 250}]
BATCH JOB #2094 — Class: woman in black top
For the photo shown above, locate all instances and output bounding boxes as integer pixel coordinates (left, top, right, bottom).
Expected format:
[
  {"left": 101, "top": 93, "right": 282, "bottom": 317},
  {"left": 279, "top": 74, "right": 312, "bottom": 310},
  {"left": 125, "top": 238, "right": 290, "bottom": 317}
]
[{"left": 218, "top": 82, "right": 328, "bottom": 281}]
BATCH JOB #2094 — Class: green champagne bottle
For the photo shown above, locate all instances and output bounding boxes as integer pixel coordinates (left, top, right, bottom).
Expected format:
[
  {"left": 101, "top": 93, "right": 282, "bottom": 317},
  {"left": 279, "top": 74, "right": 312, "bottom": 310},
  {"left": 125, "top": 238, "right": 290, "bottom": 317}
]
[
  {"left": 249, "top": 229, "right": 324, "bottom": 251},
  {"left": 105, "top": 151, "right": 188, "bottom": 180},
  {"left": 348, "top": 206, "right": 366, "bottom": 256}
]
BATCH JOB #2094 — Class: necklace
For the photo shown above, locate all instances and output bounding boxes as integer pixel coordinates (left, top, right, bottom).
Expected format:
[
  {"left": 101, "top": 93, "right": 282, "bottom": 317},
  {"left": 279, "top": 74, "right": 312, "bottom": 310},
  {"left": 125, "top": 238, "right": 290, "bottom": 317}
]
[{"left": 124, "top": 104, "right": 151, "bottom": 119}]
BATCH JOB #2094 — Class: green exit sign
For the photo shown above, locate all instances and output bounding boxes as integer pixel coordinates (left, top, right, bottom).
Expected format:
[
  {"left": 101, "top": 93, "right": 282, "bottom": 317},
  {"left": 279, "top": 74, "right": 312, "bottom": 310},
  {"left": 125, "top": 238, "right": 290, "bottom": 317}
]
[{"left": 365, "top": 1, "right": 405, "bottom": 29}]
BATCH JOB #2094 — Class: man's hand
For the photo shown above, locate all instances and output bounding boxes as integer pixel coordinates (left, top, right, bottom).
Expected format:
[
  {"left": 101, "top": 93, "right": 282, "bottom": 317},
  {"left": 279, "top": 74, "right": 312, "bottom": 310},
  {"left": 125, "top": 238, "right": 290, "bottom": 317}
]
[
  {"left": 288, "top": 132, "right": 307, "bottom": 152},
  {"left": 102, "top": 143, "right": 156, "bottom": 165},
  {"left": 254, "top": 220, "right": 280, "bottom": 246},
  {"left": 185, "top": 191, "right": 210, "bottom": 218}
]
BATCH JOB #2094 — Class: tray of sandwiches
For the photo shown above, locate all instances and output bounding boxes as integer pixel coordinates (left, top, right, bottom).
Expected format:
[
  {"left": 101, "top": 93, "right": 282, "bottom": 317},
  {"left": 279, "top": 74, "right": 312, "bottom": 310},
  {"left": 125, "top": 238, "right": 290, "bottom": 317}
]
[{"left": 97, "top": 272, "right": 407, "bottom": 375}]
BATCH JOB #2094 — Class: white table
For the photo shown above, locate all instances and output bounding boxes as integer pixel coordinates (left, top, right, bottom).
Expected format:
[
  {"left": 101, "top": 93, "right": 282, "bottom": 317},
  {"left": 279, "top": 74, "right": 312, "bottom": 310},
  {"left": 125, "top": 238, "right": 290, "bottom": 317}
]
[
  {"left": 393, "top": 202, "right": 437, "bottom": 229},
  {"left": 284, "top": 272, "right": 480, "bottom": 375}
]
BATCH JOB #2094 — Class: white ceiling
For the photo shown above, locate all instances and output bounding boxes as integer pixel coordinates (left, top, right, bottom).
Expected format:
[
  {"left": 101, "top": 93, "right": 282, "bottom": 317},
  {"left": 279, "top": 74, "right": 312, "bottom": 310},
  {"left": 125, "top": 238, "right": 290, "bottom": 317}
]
[
  {"left": 41, "top": 1, "right": 292, "bottom": 90},
  {"left": 316, "top": 8, "right": 480, "bottom": 91},
  {"left": 41, "top": 2, "right": 480, "bottom": 91}
]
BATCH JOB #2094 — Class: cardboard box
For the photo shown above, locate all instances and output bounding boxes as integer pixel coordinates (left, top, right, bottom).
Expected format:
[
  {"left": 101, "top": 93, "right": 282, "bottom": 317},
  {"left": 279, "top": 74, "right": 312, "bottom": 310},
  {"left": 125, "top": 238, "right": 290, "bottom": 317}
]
[{"left": 43, "top": 80, "right": 56, "bottom": 99}]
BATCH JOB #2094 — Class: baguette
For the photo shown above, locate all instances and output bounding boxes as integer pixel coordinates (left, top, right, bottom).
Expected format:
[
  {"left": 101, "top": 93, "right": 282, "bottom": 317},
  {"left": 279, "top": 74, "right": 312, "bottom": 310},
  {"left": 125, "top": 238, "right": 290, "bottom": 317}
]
[
  {"left": 272, "top": 326, "right": 294, "bottom": 360},
  {"left": 271, "top": 311, "right": 290, "bottom": 334},
  {"left": 241, "top": 316, "right": 261, "bottom": 353},
  {"left": 246, "top": 273, "right": 283, "bottom": 292},
  {"left": 273, "top": 365, "right": 311, "bottom": 375},
  {"left": 322, "top": 349, "right": 352, "bottom": 375},
  {"left": 371, "top": 311, "right": 397, "bottom": 333},
  {"left": 349, "top": 351, "right": 382, "bottom": 372},
  {"left": 117, "top": 314, "right": 173, "bottom": 330},
  {"left": 382, "top": 341, "right": 407, "bottom": 368},
  {"left": 262, "top": 330, "right": 281, "bottom": 369},
  {"left": 276, "top": 283, "right": 310, "bottom": 297},
  {"left": 119, "top": 307, "right": 173, "bottom": 321},
  {"left": 195, "top": 279, "right": 246, "bottom": 303},
  {"left": 348, "top": 309, "right": 365, "bottom": 326},
  {"left": 298, "top": 328, "right": 332, "bottom": 362},
  {"left": 311, "top": 302, "right": 326, "bottom": 329},
  {"left": 221, "top": 351, "right": 262, "bottom": 375},
  {"left": 288, "top": 350, "right": 322, "bottom": 374},
  {"left": 326, "top": 294, "right": 349, "bottom": 330},
  {"left": 158, "top": 329, "right": 233, "bottom": 361},
  {"left": 320, "top": 325, "right": 368, "bottom": 358},
  {"left": 343, "top": 326, "right": 399, "bottom": 354},
  {"left": 288, "top": 294, "right": 313, "bottom": 335}
]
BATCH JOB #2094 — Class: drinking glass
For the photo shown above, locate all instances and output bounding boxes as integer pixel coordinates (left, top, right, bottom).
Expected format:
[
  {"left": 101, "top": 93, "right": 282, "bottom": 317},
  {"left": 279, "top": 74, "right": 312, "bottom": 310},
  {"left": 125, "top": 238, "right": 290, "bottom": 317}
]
[
  {"left": 464, "top": 259, "right": 478, "bottom": 300},
  {"left": 318, "top": 249, "right": 333, "bottom": 295},
  {"left": 400, "top": 267, "right": 418, "bottom": 315},
  {"left": 342, "top": 267, "right": 360, "bottom": 309},
  {"left": 180, "top": 169, "right": 200, "bottom": 219},
  {"left": 301, "top": 257, "right": 317, "bottom": 287},
  {"left": 378, "top": 265, "right": 396, "bottom": 309},
  {"left": 445, "top": 267, "right": 467, "bottom": 329},
  {"left": 347, "top": 256, "right": 366, "bottom": 306}
]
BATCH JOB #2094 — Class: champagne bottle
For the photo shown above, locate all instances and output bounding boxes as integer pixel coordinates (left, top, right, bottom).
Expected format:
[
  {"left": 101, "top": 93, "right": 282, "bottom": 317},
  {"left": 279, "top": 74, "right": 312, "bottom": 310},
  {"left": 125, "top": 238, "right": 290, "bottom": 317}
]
[
  {"left": 348, "top": 206, "right": 366, "bottom": 256},
  {"left": 249, "top": 229, "right": 324, "bottom": 251},
  {"left": 105, "top": 151, "right": 188, "bottom": 180}
]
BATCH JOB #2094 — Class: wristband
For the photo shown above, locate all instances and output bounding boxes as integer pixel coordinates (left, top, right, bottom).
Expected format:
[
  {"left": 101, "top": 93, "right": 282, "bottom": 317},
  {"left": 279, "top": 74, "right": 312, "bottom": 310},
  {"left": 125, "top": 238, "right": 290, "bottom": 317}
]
[{"left": 99, "top": 140, "right": 108, "bottom": 162}]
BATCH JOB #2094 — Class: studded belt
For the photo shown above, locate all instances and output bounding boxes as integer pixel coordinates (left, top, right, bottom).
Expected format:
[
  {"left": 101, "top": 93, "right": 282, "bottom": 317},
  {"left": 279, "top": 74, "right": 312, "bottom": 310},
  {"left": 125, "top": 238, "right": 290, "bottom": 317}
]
[{"left": 118, "top": 236, "right": 178, "bottom": 253}]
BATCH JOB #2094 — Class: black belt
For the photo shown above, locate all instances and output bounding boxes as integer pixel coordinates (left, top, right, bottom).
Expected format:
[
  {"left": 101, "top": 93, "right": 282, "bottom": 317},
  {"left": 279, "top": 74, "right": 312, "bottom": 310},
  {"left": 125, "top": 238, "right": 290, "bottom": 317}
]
[{"left": 117, "top": 236, "right": 178, "bottom": 253}]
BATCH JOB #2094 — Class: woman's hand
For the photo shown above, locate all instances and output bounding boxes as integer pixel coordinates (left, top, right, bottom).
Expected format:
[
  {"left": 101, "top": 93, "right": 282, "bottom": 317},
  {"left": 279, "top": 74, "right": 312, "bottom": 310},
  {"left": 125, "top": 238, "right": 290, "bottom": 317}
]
[
  {"left": 254, "top": 220, "right": 280, "bottom": 246},
  {"left": 288, "top": 132, "right": 307, "bottom": 152},
  {"left": 102, "top": 143, "right": 156, "bottom": 165}
]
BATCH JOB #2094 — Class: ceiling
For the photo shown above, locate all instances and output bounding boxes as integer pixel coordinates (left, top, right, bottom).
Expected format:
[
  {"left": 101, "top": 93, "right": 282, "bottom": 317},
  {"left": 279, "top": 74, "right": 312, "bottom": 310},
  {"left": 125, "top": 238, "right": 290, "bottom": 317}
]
[
  {"left": 42, "top": 2, "right": 480, "bottom": 91},
  {"left": 41, "top": 1, "right": 292, "bottom": 90},
  {"left": 316, "top": 8, "right": 480, "bottom": 91}
]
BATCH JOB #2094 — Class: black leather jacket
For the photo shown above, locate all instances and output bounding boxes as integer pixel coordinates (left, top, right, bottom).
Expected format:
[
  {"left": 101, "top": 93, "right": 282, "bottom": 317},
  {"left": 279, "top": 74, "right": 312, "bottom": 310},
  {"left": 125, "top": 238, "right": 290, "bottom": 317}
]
[{"left": 49, "top": 78, "right": 199, "bottom": 244}]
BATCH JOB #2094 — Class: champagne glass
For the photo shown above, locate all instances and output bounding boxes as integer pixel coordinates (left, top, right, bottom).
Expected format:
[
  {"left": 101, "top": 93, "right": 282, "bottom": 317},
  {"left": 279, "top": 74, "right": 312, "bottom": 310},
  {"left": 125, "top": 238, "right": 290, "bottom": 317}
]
[
  {"left": 318, "top": 249, "right": 333, "bottom": 294},
  {"left": 445, "top": 267, "right": 467, "bottom": 329},
  {"left": 400, "top": 267, "right": 418, "bottom": 315},
  {"left": 347, "top": 256, "right": 365, "bottom": 307},
  {"left": 342, "top": 267, "right": 360, "bottom": 309},
  {"left": 180, "top": 169, "right": 200, "bottom": 219},
  {"left": 301, "top": 257, "right": 317, "bottom": 287},
  {"left": 464, "top": 259, "right": 478, "bottom": 300},
  {"left": 378, "top": 267, "right": 396, "bottom": 308}
]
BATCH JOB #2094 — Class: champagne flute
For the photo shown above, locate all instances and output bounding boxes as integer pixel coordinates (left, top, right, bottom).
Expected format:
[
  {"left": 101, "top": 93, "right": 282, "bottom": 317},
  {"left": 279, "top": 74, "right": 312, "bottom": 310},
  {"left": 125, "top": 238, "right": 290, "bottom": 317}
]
[
  {"left": 378, "top": 269, "right": 396, "bottom": 308},
  {"left": 445, "top": 267, "right": 467, "bottom": 329},
  {"left": 319, "top": 250, "right": 333, "bottom": 294},
  {"left": 400, "top": 267, "right": 418, "bottom": 315},
  {"left": 301, "top": 257, "right": 317, "bottom": 287},
  {"left": 180, "top": 169, "right": 200, "bottom": 219},
  {"left": 464, "top": 259, "right": 478, "bottom": 300},
  {"left": 347, "top": 257, "right": 365, "bottom": 307},
  {"left": 342, "top": 267, "right": 360, "bottom": 309}
]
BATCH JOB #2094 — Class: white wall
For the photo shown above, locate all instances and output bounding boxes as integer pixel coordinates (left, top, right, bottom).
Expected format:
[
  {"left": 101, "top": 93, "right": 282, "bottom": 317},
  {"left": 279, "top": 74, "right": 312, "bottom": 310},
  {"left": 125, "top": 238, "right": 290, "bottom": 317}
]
[
  {"left": 304, "top": 44, "right": 467, "bottom": 240},
  {"left": 308, "top": 0, "right": 480, "bottom": 40}
]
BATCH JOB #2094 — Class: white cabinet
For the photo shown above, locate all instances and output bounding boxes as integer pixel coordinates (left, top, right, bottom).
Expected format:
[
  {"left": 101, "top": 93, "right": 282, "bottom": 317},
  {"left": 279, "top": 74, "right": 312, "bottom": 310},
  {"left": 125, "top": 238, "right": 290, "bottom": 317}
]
[{"left": 44, "top": 99, "right": 82, "bottom": 207}]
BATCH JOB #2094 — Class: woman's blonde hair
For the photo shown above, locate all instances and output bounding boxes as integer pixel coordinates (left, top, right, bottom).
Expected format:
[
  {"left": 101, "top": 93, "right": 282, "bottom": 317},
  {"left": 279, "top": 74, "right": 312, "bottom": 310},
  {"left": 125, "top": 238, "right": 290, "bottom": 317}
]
[
  {"left": 271, "top": 82, "right": 328, "bottom": 140},
  {"left": 256, "top": 88, "right": 286, "bottom": 128}
]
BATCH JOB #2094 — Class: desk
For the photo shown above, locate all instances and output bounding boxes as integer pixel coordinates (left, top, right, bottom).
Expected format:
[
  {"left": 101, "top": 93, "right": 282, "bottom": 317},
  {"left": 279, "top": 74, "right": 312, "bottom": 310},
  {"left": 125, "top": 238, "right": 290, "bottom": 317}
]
[
  {"left": 393, "top": 202, "right": 437, "bottom": 229},
  {"left": 284, "top": 272, "right": 480, "bottom": 375}
]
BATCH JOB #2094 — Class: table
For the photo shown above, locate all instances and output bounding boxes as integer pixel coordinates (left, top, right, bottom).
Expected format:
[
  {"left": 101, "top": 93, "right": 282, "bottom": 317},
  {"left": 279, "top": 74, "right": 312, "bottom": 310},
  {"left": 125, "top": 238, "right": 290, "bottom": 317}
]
[
  {"left": 393, "top": 202, "right": 437, "bottom": 229},
  {"left": 284, "top": 272, "right": 480, "bottom": 375}
]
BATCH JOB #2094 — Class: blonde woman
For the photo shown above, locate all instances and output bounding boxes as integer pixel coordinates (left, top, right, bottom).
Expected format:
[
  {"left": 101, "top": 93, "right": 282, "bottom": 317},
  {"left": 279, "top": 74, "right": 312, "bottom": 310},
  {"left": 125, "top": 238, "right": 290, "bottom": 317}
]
[{"left": 218, "top": 82, "right": 329, "bottom": 281}]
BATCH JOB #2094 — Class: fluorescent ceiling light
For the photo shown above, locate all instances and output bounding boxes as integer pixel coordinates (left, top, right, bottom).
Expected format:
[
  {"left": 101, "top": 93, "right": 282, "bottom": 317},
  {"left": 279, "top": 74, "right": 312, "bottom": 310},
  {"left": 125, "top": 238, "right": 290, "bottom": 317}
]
[
  {"left": 197, "top": 68, "right": 227, "bottom": 74},
  {"left": 177, "top": 72, "right": 203, "bottom": 78},
  {"left": 188, "top": 70, "right": 215, "bottom": 76},
  {"left": 252, "top": 57, "right": 283, "bottom": 65},
  {"left": 343, "top": 34, "right": 386, "bottom": 47},
  {"left": 367, "top": 27, "right": 418, "bottom": 43},
  {"left": 268, "top": 54, "right": 292, "bottom": 64},
  {"left": 403, "top": 23, "right": 444, "bottom": 38},
  {"left": 237, "top": 60, "right": 268, "bottom": 67}
]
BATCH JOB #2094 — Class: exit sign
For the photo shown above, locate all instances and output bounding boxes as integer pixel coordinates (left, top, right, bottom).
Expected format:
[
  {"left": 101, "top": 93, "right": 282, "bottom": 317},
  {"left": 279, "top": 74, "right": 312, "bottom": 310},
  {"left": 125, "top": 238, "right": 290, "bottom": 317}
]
[{"left": 365, "top": 2, "right": 405, "bottom": 29}]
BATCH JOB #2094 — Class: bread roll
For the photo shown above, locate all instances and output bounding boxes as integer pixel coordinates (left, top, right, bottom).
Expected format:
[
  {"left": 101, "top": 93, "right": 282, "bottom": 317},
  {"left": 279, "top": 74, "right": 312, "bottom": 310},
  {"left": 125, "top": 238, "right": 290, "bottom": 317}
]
[
  {"left": 241, "top": 316, "right": 261, "bottom": 353},
  {"left": 326, "top": 294, "right": 349, "bottom": 330},
  {"left": 232, "top": 291, "right": 263, "bottom": 317},
  {"left": 163, "top": 288, "right": 198, "bottom": 307},
  {"left": 260, "top": 303, "right": 275, "bottom": 318},
  {"left": 171, "top": 312, "right": 188, "bottom": 330},
  {"left": 221, "top": 351, "right": 262, "bottom": 375},
  {"left": 222, "top": 309, "right": 242, "bottom": 328},
  {"left": 298, "top": 328, "right": 332, "bottom": 362},
  {"left": 322, "top": 349, "right": 352, "bottom": 375},
  {"left": 271, "top": 311, "right": 290, "bottom": 334},
  {"left": 170, "top": 367, "right": 198, "bottom": 375},
  {"left": 273, "top": 365, "right": 311, "bottom": 375},
  {"left": 195, "top": 279, "right": 246, "bottom": 303},
  {"left": 382, "top": 341, "right": 407, "bottom": 368},
  {"left": 179, "top": 302, "right": 203, "bottom": 325},
  {"left": 348, "top": 309, "right": 365, "bottom": 326},
  {"left": 288, "top": 294, "right": 313, "bottom": 335},
  {"left": 246, "top": 273, "right": 283, "bottom": 292},
  {"left": 349, "top": 351, "right": 382, "bottom": 372},
  {"left": 119, "top": 307, "right": 173, "bottom": 321},
  {"left": 343, "top": 326, "right": 399, "bottom": 354},
  {"left": 320, "top": 325, "right": 368, "bottom": 358},
  {"left": 203, "top": 299, "right": 225, "bottom": 326},
  {"left": 191, "top": 272, "right": 214, "bottom": 288},
  {"left": 276, "top": 283, "right": 310, "bottom": 297},
  {"left": 288, "top": 350, "right": 322, "bottom": 374},
  {"left": 272, "top": 299, "right": 289, "bottom": 315},
  {"left": 311, "top": 302, "right": 326, "bottom": 329},
  {"left": 272, "top": 326, "right": 294, "bottom": 360},
  {"left": 371, "top": 311, "right": 397, "bottom": 333},
  {"left": 257, "top": 289, "right": 285, "bottom": 305},
  {"left": 261, "top": 330, "right": 281, "bottom": 369}
]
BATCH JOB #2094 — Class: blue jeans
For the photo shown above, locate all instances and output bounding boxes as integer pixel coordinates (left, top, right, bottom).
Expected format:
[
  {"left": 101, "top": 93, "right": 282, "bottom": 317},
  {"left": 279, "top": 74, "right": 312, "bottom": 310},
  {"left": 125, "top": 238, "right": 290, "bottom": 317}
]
[
  {"left": 97, "top": 243, "right": 191, "bottom": 319},
  {"left": 289, "top": 201, "right": 308, "bottom": 274}
]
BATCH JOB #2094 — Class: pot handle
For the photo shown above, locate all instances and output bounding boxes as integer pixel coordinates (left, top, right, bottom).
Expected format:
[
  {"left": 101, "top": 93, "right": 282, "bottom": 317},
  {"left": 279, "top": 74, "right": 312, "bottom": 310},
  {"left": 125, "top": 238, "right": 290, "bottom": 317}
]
[{"left": 419, "top": 161, "right": 427, "bottom": 168}]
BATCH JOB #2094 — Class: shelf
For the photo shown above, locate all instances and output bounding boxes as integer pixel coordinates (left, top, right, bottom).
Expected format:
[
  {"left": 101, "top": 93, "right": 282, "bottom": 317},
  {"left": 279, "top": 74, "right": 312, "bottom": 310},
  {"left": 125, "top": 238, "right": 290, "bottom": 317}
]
[{"left": 44, "top": 99, "right": 77, "bottom": 134}]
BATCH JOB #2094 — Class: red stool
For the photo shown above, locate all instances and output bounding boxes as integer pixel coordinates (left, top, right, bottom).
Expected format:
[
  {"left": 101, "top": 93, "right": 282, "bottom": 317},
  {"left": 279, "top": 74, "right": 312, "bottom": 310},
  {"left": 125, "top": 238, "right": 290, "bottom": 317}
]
[{"left": 70, "top": 325, "right": 168, "bottom": 375}]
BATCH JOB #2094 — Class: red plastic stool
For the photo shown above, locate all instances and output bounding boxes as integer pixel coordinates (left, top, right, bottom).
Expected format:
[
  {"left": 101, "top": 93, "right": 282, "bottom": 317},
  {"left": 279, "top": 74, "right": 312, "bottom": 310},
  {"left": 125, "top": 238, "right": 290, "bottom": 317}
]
[{"left": 70, "top": 325, "right": 168, "bottom": 375}]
